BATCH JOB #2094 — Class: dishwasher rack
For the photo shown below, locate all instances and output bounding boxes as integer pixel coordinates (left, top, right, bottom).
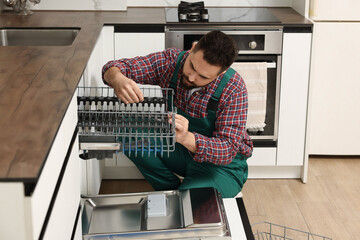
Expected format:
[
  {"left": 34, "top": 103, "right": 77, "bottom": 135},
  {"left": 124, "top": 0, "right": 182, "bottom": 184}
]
[
  {"left": 252, "top": 222, "right": 332, "bottom": 240},
  {"left": 77, "top": 86, "right": 176, "bottom": 158}
]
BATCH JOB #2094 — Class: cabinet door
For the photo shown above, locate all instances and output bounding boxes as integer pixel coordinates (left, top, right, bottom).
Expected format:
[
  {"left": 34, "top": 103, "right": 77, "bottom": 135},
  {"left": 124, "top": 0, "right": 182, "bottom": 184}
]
[
  {"left": 114, "top": 32, "right": 165, "bottom": 59},
  {"left": 248, "top": 147, "right": 277, "bottom": 166},
  {"left": 308, "top": 23, "right": 360, "bottom": 155},
  {"left": 277, "top": 32, "right": 311, "bottom": 166},
  {"left": 310, "top": 0, "right": 360, "bottom": 21},
  {"left": 42, "top": 135, "right": 80, "bottom": 240}
]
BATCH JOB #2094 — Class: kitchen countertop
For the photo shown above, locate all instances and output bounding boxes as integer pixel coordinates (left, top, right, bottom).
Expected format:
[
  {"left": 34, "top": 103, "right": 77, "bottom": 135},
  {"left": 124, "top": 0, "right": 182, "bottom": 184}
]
[{"left": 0, "top": 8, "right": 311, "bottom": 184}]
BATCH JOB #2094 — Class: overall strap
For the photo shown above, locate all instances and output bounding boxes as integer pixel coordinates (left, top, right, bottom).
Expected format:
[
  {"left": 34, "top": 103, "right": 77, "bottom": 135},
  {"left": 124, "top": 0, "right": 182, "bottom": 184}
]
[
  {"left": 207, "top": 68, "right": 236, "bottom": 113},
  {"left": 169, "top": 51, "right": 186, "bottom": 91}
]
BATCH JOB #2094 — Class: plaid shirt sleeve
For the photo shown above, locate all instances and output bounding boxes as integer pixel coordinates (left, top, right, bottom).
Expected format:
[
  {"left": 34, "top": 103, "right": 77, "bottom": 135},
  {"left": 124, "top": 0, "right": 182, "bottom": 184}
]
[
  {"left": 192, "top": 76, "right": 253, "bottom": 165},
  {"left": 102, "top": 48, "right": 181, "bottom": 88}
]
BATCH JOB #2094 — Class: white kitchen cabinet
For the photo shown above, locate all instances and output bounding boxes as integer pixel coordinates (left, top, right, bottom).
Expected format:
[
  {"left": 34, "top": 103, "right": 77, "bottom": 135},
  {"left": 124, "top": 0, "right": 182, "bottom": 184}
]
[
  {"left": 309, "top": 0, "right": 360, "bottom": 21},
  {"left": 249, "top": 31, "right": 312, "bottom": 181},
  {"left": 307, "top": 23, "right": 360, "bottom": 155},
  {"left": 0, "top": 93, "right": 79, "bottom": 240},
  {"left": 277, "top": 32, "right": 311, "bottom": 166},
  {"left": 42, "top": 135, "right": 81, "bottom": 240},
  {"left": 103, "top": 28, "right": 165, "bottom": 179},
  {"left": 248, "top": 147, "right": 277, "bottom": 166}
]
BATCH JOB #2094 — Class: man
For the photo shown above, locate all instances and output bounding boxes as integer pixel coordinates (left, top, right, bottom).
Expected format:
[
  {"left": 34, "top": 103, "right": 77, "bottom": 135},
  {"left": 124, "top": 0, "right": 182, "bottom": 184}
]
[{"left": 102, "top": 31, "right": 253, "bottom": 198}]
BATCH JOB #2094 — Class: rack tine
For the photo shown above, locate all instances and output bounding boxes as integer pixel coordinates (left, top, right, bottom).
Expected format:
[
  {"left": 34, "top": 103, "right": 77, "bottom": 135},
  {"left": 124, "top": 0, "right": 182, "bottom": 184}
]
[
  {"left": 148, "top": 112, "right": 151, "bottom": 157},
  {"left": 135, "top": 114, "right": 138, "bottom": 157},
  {"left": 154, "top": 117, "right": 157, "bottom": 156}
]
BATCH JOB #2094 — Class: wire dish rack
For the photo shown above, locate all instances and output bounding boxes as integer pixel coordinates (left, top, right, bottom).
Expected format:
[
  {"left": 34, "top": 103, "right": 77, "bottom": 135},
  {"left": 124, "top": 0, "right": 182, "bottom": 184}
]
[
  {"left": 77, "top": 86, "right": 176, "bottom": 158},
  {"left": 252, "top": 222, "right": 332, "bottom": 240}
]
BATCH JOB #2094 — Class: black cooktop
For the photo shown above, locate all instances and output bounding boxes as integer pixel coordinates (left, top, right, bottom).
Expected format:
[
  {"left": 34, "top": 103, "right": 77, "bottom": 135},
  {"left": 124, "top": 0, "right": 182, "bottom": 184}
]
[{"left": 165, "top": 7, "right": 280, "bottom": 24}]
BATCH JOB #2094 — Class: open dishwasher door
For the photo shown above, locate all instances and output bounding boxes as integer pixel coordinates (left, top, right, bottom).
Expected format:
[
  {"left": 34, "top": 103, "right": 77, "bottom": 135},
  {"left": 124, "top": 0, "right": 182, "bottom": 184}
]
[
  {"left": 77, "top": 86, "right": 176, "bottom": 160},
  {"left": 81, "top": 187, "right": 233, "bottom": 239}
]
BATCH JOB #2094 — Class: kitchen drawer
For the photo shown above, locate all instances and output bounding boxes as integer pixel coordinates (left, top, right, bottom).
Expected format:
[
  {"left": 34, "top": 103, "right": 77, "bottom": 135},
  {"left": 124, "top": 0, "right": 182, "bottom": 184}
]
[
  {"left": 247, "top": 147, "right": 276, "bottom": 166},
  {"left": 42, "top": 134, "right": 81, "bottom": 239},
  {"left": 27, "top": 92, "right": 78, "bottom": 239},
  {"left": 0, "top": 92, "right": 78, "bottom": 240},
  {"left": 73, "top": 204, "right": 83, "bottom": 240}
]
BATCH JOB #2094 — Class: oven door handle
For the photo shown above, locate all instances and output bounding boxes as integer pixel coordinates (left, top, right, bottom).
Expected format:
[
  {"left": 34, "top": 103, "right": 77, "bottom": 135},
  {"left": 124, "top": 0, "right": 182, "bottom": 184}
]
[
  {"left": 234, "top": 61, "right": 276, "bottom": 69},
  {"left": 266, "top": 62, "right": 276, "bottom": 68}
]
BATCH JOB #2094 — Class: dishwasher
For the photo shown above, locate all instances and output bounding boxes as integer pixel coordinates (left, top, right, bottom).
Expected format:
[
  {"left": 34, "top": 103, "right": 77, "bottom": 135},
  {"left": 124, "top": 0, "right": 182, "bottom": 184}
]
[{"left": 76, "top": 85, "right": 237, "bottom": 239}]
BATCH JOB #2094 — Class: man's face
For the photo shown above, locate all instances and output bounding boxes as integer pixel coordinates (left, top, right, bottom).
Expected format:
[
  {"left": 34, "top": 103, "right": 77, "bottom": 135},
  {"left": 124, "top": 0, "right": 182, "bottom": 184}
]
[{"left": 181, "top": 49, "right": 223, "bottom": 90}]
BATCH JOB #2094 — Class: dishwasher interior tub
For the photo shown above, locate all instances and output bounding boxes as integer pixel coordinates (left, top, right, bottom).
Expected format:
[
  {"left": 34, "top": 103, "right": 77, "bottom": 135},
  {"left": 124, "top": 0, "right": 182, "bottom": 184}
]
[
  {"left": 81, "top": 187, "right": 231, "bottom": 239},
  {"left": 77, "top": 86, "right": 176, "bottom": 159}
]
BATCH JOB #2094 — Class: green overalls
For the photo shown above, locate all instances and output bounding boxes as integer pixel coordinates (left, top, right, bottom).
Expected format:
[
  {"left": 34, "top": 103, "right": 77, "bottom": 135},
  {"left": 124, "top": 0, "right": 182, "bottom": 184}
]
[{"left": 129, "top": 51, "right": 248, "bottom": 198}]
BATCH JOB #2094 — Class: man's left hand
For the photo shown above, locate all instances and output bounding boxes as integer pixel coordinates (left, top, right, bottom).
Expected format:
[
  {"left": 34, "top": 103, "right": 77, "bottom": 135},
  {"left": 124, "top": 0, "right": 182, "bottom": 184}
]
[{"left": 169, "top": 114, "right": 196, "bottom": 153}]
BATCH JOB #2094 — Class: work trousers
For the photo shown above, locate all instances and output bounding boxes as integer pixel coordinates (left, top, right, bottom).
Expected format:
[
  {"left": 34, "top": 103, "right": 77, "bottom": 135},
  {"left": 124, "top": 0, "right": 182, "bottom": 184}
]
[{"left": 129, "top": 143, "right": 248, "bottom": 198}]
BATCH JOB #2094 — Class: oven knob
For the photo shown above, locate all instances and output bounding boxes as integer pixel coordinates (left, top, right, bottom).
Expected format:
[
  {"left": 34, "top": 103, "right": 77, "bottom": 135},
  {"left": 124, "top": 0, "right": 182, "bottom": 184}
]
[
  {"left": 249, "top": 41, "right": 257, "bottom": 49},
  {"left": 179, "top": 13, "right": 187, "bottom": 21}
]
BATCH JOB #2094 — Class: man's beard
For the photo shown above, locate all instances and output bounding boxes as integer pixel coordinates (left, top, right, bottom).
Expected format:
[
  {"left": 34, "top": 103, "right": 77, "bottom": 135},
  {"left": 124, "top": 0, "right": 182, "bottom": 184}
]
[{"left": 180, "top": 74, "right": 197, "bottom": 90}]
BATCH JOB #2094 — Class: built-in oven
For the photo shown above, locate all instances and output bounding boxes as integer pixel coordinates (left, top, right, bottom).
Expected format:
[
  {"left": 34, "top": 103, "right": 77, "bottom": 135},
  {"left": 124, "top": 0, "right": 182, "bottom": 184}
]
[{"left": 165, "top": 26, "right": 283, "bottom": 146}]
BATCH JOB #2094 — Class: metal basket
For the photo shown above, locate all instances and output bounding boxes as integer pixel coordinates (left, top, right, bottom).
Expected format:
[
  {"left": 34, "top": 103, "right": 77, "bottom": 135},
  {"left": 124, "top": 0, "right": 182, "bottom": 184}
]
[
  {"left": 77, "top": 86, "right": 176, "bottom": 157},
  {"left": 252, "top": 222, "right": 332, "bottom": 240}
]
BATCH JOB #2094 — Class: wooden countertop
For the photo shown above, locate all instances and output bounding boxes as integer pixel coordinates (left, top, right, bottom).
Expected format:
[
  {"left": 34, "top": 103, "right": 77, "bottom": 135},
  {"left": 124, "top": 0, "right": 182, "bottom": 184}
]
[{"left": 0, "top": 7, "right": 311, "bottom": 183}]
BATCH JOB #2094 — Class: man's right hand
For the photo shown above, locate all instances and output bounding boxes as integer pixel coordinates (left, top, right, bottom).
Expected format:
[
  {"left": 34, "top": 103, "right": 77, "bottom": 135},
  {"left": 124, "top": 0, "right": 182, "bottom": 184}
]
[{"left": 103, "top": 67, "right": 144, "bottom": 104}]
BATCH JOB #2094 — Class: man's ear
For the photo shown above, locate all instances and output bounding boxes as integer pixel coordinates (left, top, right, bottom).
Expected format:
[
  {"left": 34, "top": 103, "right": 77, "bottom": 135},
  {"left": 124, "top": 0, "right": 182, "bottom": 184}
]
[{"left": 189, "top": 41, "right": 197, "bottom": 52}]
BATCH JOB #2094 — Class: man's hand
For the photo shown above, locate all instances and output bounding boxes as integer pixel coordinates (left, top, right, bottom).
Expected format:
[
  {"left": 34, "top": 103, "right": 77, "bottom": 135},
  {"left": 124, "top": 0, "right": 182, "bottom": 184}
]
[
  {"left": 169, "top": 114, "right": 196, "bottom": 153},
  {"left": 103, "top": 67, "right": 144, "bottom": 104}
]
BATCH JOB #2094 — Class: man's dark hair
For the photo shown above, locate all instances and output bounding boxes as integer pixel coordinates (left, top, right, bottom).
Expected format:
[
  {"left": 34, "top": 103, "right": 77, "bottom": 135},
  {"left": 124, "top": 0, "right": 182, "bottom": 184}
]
[{"left": 193, "top": 30, "right": 237, "bottom": 73}]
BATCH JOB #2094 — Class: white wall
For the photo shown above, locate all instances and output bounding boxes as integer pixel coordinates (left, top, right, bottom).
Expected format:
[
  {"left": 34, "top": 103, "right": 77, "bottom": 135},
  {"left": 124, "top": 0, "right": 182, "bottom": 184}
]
[
  {"left": 30, "top": 0, "right": 127, "bottom": 10},
  {"left": 127, "top": 0, "right": 292, "bottom": 7},
  {"left": 292, "top": 0, "right": 309, "bottom": 18},
  {"left": 26, "top": 0, "right": 293, "bottom": 11}
]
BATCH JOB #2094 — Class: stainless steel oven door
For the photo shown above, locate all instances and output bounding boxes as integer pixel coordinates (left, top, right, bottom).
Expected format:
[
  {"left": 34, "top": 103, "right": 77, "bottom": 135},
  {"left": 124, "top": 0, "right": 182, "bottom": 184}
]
[
  {"left": 234, "top": 54, "right": 282, "bottom": 143},
  {"left": 165, "top": 26, "right": 283, "bottom": 145}
]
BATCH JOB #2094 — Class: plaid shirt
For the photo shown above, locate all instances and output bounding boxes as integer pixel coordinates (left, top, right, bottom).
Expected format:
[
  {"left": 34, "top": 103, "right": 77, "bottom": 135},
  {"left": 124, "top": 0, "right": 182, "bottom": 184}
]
[{"left": 102, "top": 48, "right": 253, "bottom": 165}]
